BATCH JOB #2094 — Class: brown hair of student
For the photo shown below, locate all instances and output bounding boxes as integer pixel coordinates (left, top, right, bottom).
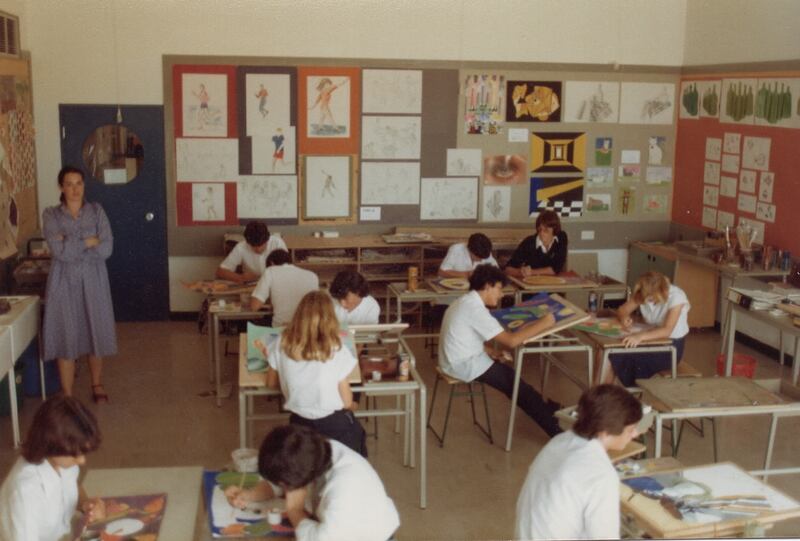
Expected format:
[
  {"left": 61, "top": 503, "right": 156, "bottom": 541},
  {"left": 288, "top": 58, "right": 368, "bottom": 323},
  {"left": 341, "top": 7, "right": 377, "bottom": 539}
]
[
  {"left": 329, "top": 270, "right": 369, "bottom": 300},
  {"left": 534, "top": 209, "right": 562, "bottom": 235},
  {"left": 281, "top": 290, "right": 342, "bottom": 362},
  {"left": 22, "top": 395, "right": 101, "bottom": 464},
  {"left": 631, "top": 271, "right": 670, "bottom": 305},
  {"left": 259, "top": 424, "right": 332, "bottom": 490},
  {"left": 469, "top": 263, "right": 509, "bottom": 291},
  {"left": 467, "top": 233, "right": 493, "bottom": 259},
  {"left": 573, "top": 384, "right": 642, "bottom": 439},
  {"left": 266, "top": 249, "right": 291, "bottom": 267},
  {"left": 243, "top": 221, "right": 269, "bottom": 247}
]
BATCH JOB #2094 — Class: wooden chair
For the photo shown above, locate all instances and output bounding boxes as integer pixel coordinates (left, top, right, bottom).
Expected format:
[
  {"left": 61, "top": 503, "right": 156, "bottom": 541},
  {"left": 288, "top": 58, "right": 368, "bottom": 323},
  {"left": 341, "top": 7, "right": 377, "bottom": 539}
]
[{"left": 426, "top": 366, "right": 493, "bottom": 447}]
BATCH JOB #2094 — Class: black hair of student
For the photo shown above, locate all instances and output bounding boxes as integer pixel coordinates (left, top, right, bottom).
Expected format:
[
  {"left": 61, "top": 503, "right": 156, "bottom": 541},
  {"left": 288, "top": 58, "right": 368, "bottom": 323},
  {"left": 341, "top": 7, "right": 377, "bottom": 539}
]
[
  {"left": 57, "top": 165, "right": 85, "bottom": 204},
  {"left": 467, "top": 233, "right": 493, "bottom": 260},
  {"left": 469, "top": 263, "right": 508, "bottom": 291},
  {"left": 22, "top": 395, "right": 101, "bottom": 464},
  {"left": 259, "top": 425, "right": 333, "bottom": 490},
  {"left": 329, "top": 270, "right": 369, "bottom": 300},
  {"left": 266, "top": 249, "right": 291, "bottom": 267},
  {"left": 535, "top": 210, "right": 562, "bottom": 235},
  {"left": 243, "top": 221, "right": 270, "bottom": 247},
  {"left": 573, "top": 384, "right": 642, "bottom": 439}
]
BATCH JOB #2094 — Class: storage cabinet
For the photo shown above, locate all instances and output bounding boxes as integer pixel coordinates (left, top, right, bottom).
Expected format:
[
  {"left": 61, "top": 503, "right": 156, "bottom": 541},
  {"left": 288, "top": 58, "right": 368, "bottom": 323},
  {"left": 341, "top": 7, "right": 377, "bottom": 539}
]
[{"left": 627, "top": 243, "right": 676, "bottom": 290}]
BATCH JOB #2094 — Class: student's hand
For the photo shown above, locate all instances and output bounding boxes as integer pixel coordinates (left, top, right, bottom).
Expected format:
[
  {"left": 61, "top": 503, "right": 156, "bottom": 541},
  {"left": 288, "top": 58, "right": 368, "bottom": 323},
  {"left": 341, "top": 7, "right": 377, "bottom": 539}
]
[
  {"left": 83, "top": 236, "right": 100, "bottom": 248},
  {"left": 82, "top": 497, "right": 106, "bottom": 523},
  {"left": 619, "top": 316, "right": 634, "bottom": 329},
  {"left": 253, "top": 339, "right": 268, "bottom": 357},
  {"left": 241, "top": 272, "right": 260, "bottom": 283},
  {"left": 224, "top": 486, "right": 252, "bottom": 510},
  {"left": 622, "top": 333, "right": 644, "bottom": 348},
  {"left": 520, "top": 265, "right": 533, "bottom": 277},
  {"left": 284, "top": 486, "right": 308, "bottom": 514},
  {"left": 542, "top": 312, "right": 556, "bottom": 326}
]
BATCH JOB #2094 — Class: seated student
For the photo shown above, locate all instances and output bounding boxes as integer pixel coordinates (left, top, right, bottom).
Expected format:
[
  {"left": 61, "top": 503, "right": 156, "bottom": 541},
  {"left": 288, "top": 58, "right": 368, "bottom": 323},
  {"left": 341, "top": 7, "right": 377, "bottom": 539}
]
[
  {"left": 225, "top": 424, "right": 400, "bottom": 541},
  {"left": 505, "top": 210, "right": 568, "bottom": 278},
  {"left": 0, "top": 396, "right": 105, "bottom": 540},
  {"left": 264, "top": 291, "right": 367, "bottom": 456},
  {"left": 515, "top": 384, "right": 642, "bottom": 540},
  {"left": 604, "top": 271, "right": 690, "bottom": 387},
  {"left": 251, "top": 249, "right": 319, "bottom": 327},
  {"left": 439, "top": 264, "right": 562, "bottom": 437},
  {"left": 329, "top": 270, "right": 380, "bottom": 326},
  {"left": 438, "top": 232, "right": 498, "bottom": 278},
  {"left": 216, "top": 221, "right": 287, "bottom": 284}
]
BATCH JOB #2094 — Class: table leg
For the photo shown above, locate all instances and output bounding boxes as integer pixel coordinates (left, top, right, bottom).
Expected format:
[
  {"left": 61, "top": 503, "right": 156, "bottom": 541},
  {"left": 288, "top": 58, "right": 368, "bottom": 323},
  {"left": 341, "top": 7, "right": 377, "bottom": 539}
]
[
  {"left": 586, "top": 346, "right": 593, "bottom": 388},
  {"left": 504, "top": 348, "right": 524, "bottom": 452},
  {"left": 396, "top": 294, "right": 402, "bottom": 324},
  {"left": 654, "top": 415, "right": 663, "bottom": 458},
  {"left": 37, "top": 331, "right": 46, "bottom": 400},
  {"left": 239, "top": 390, "right": 247, "bottom": 449},
  {"left": 793, "top": 338, "right": 800, "bottom": 386},
  {"left": 213, "top": 314, "right": 222, "bottom": 407},
  {"left": 207, "top": 312, "right": 215, "bottom": 383},
  {"left": 763, "top": 414, "right": 779, "bottom": 482},
  {"left": 671, "top": 346, "right": 677, "bottom": 379},
  {"left": 724, "top": 306, "right": 737, "bottom": 377},
  {"left": 8, "top": 372, "right": 19, "bottom": 447},
  {"left": 779, "top": 331, "right": 785, "bottom": 368},
  {"left": 599, "top": 350, "right": 611, "bottom": 384},
  {"left": 419, "top": 382, "right": 427, "bottom": 509},
  {"left": 408, "top": 392, "right": 415, "bottom": 468},
  {"left": 384, "top": 293, "right": 390, "bottom": 323}
]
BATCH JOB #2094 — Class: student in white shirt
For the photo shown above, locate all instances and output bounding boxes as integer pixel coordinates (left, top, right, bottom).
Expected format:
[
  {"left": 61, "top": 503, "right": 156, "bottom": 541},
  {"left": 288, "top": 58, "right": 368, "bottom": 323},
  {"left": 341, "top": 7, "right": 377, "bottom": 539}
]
[
  {"left": 265, "top": 291, "right": 366, "bottom": 456},
  {"left": 329, "top": 270, "right": 380, "bottom": 326},
  {"left": 216, "top": 221, "right": 287, "bottom": 284},
  {"left": 439, "top": 264, "right": 562, "bottom": 437},
  {"left": 515, "top": 384, "right": 643, "bottom": 540},
  {"left": 226, "top": 425, "right": 400, "bottom": 541},
  {"left": 438, "top": 233, "right": 498, "bottom": 278},
  {"left": 251, "top": 249, "right": 319, "bottom": 327},
  {"left": 605, "top": 271, "right": 691, "bottom": 386},
  {"left": 0, "top": 396, "right": 105, "bottom": 541}
]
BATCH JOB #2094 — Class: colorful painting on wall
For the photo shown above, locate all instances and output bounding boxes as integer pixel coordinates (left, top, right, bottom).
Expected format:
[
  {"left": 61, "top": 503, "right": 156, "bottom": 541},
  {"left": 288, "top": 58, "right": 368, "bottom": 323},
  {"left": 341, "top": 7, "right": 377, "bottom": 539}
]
[
  {"left": 506, "top": 81, "right": 562, "bottom": 122},
  {"left": 531, "top": 132, "right": 586, "bottom": 173},
  {"left": 584, "top": 192, "right": 612, "bottom": 213},
  {"left": 182, "top": 73, "right": 229, "bottom": 137},
  {"left": 618, "top": 186, "right": 637, "bottom": 216},
  {"left": 464, "top": 74, "right": 505, "bottom": 134},
  {"left": 483, "top": 154, "right": 527, "bottom": 185},
  {"left": 529, "top": 177, "right": 584, "bottom": 218},
  {"left": 594, "top": 137, "right": 613, "bottom": 166}
]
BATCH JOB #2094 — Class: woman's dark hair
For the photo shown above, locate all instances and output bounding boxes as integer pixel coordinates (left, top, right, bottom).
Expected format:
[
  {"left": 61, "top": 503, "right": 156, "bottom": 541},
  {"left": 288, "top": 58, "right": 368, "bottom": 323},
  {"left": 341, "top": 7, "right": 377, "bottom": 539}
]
[
  {"left": 22, "top": 395, "right": 101, "bottom": 464},
  {"left": 259, "top": 425, "right": 333, "bottom": 490},
  {"left": 266, "top": 249, "right": 291, "bottom": 267},
  {"left": 244, "top": 222, "right": 270, "bottom": 247},
  {"left": 467, "top": 233, "right": 492, "bottom": 260},
  {"left": 573, "top": 384, "right": 642, "bottom": 439},
  {"left": 535, "top": 210, "right": 562, "bottom": 235},
  {"left": 469, "top": 263, "right": 508, "bottom": 291},
  {"left": 329, "top": 270, "right": 369, "bottom": 300},
  {"left": 57, "top": 165, "right": 85, "bottom": 204}
]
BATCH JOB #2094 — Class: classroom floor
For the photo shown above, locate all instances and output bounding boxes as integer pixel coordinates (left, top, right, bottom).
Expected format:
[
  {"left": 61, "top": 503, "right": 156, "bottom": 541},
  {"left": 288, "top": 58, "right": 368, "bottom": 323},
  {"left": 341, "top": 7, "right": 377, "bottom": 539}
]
[{"left": 1, "top": 321, "right": 800, "bottom": 539}]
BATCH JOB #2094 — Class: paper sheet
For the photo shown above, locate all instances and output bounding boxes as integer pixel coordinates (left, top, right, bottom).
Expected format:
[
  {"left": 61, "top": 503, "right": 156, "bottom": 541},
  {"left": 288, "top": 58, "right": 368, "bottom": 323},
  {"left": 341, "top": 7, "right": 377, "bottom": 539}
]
[
  {"left": 737, "top": 193, "right": 756, "bottom": 213},
  {"left": 702, "top": 206, "right": 717, "bottom": 229},
  {"left": 705, "top": 137, "right": 722, "bottom": 161},
  {"left": 721, "top": 153, "right": 740, "bottom": 174},
  {"left": 758, "top": 172, "right": 775, "bottom": 202},
  {"left": 720, "top": 176, "right": 737, "bottom": 197}
]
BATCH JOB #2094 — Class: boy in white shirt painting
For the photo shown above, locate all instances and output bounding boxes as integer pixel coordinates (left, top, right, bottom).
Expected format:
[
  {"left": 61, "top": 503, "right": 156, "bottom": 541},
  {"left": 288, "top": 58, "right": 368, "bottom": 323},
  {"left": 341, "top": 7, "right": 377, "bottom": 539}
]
[
  {"left": 216, "top": 221, "right": 287, "bottom": 284},
  {"left": 438, "top": 232, "right": 498, "bottom": 278},
  {"left": 329, "top": 270, "right": 381, "bottom": 326}
]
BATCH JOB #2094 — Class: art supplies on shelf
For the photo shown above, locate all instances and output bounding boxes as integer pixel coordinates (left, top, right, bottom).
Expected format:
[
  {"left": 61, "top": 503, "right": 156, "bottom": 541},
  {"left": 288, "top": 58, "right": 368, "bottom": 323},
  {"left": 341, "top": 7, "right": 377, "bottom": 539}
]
[
  {"left": 72, "top": 493, "right": 167, "bottom": 540},
  {"left": 381, "top": 232, "right": 434, "bottom": 244},
  {"left": 490, "top": 292, "right": 589, "bottom": 335}
]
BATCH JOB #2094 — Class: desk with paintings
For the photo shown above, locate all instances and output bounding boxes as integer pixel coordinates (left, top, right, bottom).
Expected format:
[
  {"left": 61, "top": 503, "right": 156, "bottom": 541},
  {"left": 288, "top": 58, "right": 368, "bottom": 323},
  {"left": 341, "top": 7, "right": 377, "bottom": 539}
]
[{"left": 508, "top": 271, "right": 628, "bottom": 307}]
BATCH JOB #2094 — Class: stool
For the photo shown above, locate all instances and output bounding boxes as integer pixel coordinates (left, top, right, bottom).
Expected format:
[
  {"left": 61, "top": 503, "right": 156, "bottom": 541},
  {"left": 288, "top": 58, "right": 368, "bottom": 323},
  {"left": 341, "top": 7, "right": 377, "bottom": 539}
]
[{"left": 427, "top": 367, "right": 493, "bottom": 447}]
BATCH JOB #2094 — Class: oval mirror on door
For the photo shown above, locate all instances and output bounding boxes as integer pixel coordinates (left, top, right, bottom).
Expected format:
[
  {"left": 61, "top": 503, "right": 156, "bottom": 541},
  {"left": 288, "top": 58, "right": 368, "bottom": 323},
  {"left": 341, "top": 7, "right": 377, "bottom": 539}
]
[{"left": 81, "top": 124, "right": 144, "bottom": 184}]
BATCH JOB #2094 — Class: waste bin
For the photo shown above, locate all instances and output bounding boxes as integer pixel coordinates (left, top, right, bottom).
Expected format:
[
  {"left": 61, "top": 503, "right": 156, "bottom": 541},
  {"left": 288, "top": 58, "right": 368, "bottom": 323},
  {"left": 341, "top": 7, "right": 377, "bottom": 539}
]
[{"left": 716, "top": 353, "right": 756, "bottom": 378}]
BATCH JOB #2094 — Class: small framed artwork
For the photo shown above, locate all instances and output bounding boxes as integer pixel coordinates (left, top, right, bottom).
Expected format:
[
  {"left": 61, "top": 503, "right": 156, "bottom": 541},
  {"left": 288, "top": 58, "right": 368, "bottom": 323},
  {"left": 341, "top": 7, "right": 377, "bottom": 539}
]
[{"left": 300, "top": 155, "right": 356, "bottom": 223}]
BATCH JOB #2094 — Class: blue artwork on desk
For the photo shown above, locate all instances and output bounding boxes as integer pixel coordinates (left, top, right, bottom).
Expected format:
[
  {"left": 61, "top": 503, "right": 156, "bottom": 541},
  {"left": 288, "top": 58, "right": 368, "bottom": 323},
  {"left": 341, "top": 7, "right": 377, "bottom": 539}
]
[
  {"left": 246, "top": 323, "right": 281, "bottom": 373},
  {"left": 490, "top": 292, "right": 577, "bottom": 332}
]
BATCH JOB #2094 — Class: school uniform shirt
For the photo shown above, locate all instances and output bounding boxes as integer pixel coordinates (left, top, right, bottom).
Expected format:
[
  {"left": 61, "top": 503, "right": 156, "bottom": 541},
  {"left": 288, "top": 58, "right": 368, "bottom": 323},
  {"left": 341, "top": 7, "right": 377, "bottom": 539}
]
[
  {"left": 219, "top": 235, "right": 288, "bottom": 276},
  {"left": 267, "top": 335, "right": 356, "bottom": 419},
  {"left": 333, "top": 295, "right": 380, "bottom": 326},
  {"left": 515, "top": 430, "right": 619, "bottom": 540},
  {"left": 252, "top": 264, "right": 319, "bottom": 327},
  {"left": 438, "top": 290, "right": 503, "bottom": 382},
  {"left": 640, "top": 285, "right": 690, "bottom": 339},
  {"left": 0, "top": 457, "right": 80, "bottom": 541},
  {"left": 439, "top": 242, "right": 498, "bottom": 273},
  {"left": 507, "top": 231, "right": 568, "bottom": 274}
]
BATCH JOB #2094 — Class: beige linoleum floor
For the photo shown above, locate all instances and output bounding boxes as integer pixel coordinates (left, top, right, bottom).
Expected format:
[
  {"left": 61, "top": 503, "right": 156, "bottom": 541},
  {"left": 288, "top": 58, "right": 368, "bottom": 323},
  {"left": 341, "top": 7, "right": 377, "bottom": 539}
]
[{"left": 1, "top": 321, "right": 800, "bottom": 539}]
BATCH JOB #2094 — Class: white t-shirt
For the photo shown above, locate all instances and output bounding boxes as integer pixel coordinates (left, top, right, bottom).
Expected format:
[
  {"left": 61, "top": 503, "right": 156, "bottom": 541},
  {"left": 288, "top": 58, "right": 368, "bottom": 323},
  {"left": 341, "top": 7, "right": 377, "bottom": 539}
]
[
  {"left": 219, "top": 236, "right": 288, "bottom": 276},
  {"left": 439, "top": 290, "right": 503, "bottom": 382},
  {"left": 267, "top": 335, "right": 356, "bottom": 419},
  {"left": 439, "top": 242, "right": 498, "bottom": 273},
  {"left": 252, "top": 264, "right": 319, "bottom": 327},
  {"left": 0, "top": 457, "right": 80, "bottom": 541},
  {"left": 515, "top": 430, "right": 620, "bottom": 540},
  {"left": 333, "top": 295, "right": 381, "bottom": 326},
  {"left": 640, "top": 284, "right": 690, "bottom": 339}
]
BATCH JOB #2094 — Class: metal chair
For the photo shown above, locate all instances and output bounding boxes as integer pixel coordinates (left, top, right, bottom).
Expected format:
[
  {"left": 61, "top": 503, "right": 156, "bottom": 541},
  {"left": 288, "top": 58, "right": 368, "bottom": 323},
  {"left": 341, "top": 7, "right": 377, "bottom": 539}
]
[{"left": 426, "top": 366, "right": 492, "bottom": 447}]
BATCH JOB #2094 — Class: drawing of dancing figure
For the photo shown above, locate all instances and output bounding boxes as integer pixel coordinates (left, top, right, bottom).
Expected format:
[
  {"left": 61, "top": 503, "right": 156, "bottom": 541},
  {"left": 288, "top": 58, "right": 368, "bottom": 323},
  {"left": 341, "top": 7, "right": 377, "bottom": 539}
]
[
  {"left": 201, "top": 185, "right": 217, "bottom": 220},
  {"left": 193, "top": 84, "right": 210, "bottom": 129},
  {"left": 255, "top": 84, "right": 269, "bottom": 118},
  {"left": 309, "top": 77, "right": 348, "bottom": 135},
  {"left": 272, "top": 128, "right": 285, "bottom": 172},
  {"left": 321, "top": 170, "right": 336, "bottom": 198}
]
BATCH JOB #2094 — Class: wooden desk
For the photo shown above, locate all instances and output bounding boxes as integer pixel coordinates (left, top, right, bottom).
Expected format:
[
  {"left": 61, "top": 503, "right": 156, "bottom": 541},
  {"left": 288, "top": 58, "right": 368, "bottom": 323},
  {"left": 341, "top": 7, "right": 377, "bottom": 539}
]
[{"left": 82, "top": 466, "right": 203, "bottom": 541}]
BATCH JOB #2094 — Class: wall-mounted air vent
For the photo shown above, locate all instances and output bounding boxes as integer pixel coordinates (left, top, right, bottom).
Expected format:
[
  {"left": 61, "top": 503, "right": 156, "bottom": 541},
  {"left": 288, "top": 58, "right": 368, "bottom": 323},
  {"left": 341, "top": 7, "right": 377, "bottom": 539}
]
[{"left": 0, "top": 11, "right": 20, "bottom": 57}]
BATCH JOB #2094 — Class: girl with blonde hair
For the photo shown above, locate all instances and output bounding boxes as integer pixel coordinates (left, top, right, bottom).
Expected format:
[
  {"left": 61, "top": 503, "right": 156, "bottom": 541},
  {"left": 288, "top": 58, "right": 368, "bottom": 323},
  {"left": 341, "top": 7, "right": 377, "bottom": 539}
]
[
  {"left": 604, "top": 271, "right": 691, "bottom": 386},
  {"left": 266, "top": 291, "right": 367, "bottom": 456}
]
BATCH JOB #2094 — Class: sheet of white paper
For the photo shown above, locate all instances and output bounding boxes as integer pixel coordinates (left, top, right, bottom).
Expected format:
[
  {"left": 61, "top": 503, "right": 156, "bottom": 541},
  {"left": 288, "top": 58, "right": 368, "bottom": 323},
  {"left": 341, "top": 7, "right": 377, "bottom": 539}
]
[
  {"left": 176, "top": 138, "right": 238, "bottom": 182},
  {"left": 420, "top": 177, "right": 477, "bottom": 220},
  {"left": 717, "top": 210, "right": 735, "bottom": 230},
  {"left": 702, "top": 206, "right": 717, "bottom": 228},
  {"left": 739, "top": 170, "right": 756, "bottom": 193},
  {"left": 586, "top": 167, "right": 614, "bottom": 187},
  {"left": 705, "top": 137, "right": 722, "bottom": 161},
  {"left": 446, "top": 148, "right": 482, "bottom": 176},
  {"left": 723, "top": 132, "right": 741, "bottom": 154},
  {"left": 237, "top": 175, "right": 297, "bottom": 219},
  {"left": 360, "top": 162, "right": 420, "bottom": 205},
  {"left": 721, "top": 153, "right": 740, "bottom": 174},
  {"left": 645, "top": 166, "right": 671, "bottom": 185},
  {"left": 481, "top": 185, "right": 511, "bottom": 222},
  {"left": 738, "top": 217, "right": 765, "bottom": 244},
  {"left": 703, "top": 161, "right": 720, "bottom": 186},
  {"left": 304, "top": 155, "right": 350, "bottom": 218},
  {"left": 362, "top": 116, "right": 421, "bottom": 159},
  {"left": 621, "top": 150, "right": 640, "bottom": 164},
  {"left": 619, "top": 82, "right": 675, "bottom": 124},
  {"left": 720, "top": 176, "right": 737, "bottom": 197},
  {"left": 703, "top": 186, "right": 719, "bottom": 207},
  {"left": 103, "top": 168, "right": 127, "bottom": 185},
  {"left": 742, "top": 136, "right": 771, "bottom": 171},
  {"left": 252, "top": 126, "right": 296, "bottom": 174},
  {"left": 245, "top": 73, "right": 292, "bottom": 137},
  {"left": 563, "top": 81, "right": 620, "bottom": 123},
  {"left": 737, "top": 193, "right": 756, "bottom": 213},
  {"left": 756, "top": 202, "right": 776, "bottom": 223},
  {"left": 507, "top": 128, "right": 529, "bottom": 143},
  {"left": 192, "top": 183, "right": 225, "bottom": 221},
  {"left": 360, "top": 206, "right": 381, "bottom": 221},
  {"left": 362, "top": 69, "right": 422, "bottom": 114},
  {"left": 759, "top": 172, "right": 775, "bottom": 202}
]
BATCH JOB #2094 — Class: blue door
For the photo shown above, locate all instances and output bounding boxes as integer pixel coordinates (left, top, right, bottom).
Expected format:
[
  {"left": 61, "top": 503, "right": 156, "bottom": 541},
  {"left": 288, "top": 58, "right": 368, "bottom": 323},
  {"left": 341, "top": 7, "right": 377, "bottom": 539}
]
[{"left": 58, "top": 105, "right": 169, "bottom": 321}]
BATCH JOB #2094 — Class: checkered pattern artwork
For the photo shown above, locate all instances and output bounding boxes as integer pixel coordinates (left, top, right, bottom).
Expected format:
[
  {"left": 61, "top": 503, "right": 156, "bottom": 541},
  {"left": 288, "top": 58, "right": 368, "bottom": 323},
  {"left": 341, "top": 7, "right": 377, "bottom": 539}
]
[{"left": 529, "top": 176, "right": 584, "bottom": 218}]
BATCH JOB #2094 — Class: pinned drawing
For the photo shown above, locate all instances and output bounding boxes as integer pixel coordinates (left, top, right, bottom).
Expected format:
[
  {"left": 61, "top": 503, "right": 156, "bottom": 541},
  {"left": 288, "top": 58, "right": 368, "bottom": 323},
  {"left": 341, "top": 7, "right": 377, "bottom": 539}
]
[
  {"left": 720, "top": 176, "right": 737, "bottom": 198},
  {"left": 192, "top": 183, "right": 225, "bottom": 222},
  {"left": 529, "top": 177, "right": 584, "bottom": 218},
  {"left": 703, "top": 186, "right": 719, "bottom": 207},
  {"left": 645, "top": 167, "right": 672, "bottom": 185},
  {"left": 586, "top": 167, "right": 614, "bottom": 188},
  {"left": 483, "top": 154, "right": 526, "bottom": 185},
  {"left": 245, "top": 73, "right": 292, "bottom": 137},
  {"left": 362, "top": 116, "right": 421, "bottom": 160},
  {"left": 176, "top": 138, "right": 238, "bottom": 182},
  {"left": 584, "top": 192, "right": 612, "bottom": 213},
  {"left": 648, "top": 136, "right": 666, "bottom": 165},
  {"left": 564, "top": 81, "right": 619, "bottom": 123},
  {"left": 738, "top": 193, "right": 756, "bottom": 213},
  {"left": 531, "top": 132, "right": 586, "bottom": 173},
  {"left": 506, "top": 80, "right": 562, "bottom": 122},
  {"left": 679, "top": 81, "right": 699, "bottom": 118},
  {"left": 251, "top": 126, "right": 296, "bottom": 175},
  {"left": 446, "top": 148, "right": 482, "bottom": 176},
  {"left": 362, "top": 69, "right": 422, "bottom": 114},
  {"left": 464, "top": 74, "right": 505, "bottom": 134},
  {"left": 420, "top": 177, "right": 478, "bottom": 220},
  {"left": 703, "top": 162, "right": 720, "bottom": 186},
  {"left": 717, "top": 210, "right": 735, "bottom": 231},
  {"left": 705, "top": 138, "right": 722, "bottom": 161},
  {"left": 307, "top": 76, "right": 350, "bottom": 137},
  {"left": 720, "top": 78, "right": 757, "bottom": 124},
  {"left": 595, "top": 137, "right": 613, "bottom": 166},
  {"left": 756, "top": 202, "right": 776, "bottom": 223},
  {"left": 482, "top": 185, "right": 511, "bottom": 222},
  {"left": 618, "top": 186, "right": 636, "bottom": 216},
  {"left": 742, "top": 136, "right": 771, "bottom": 171},
  {"left": 237, "top": 175, "right": 297, "bottom": 219},
  {"left": 739, "top": 170, "right": 756, "bottom": 193},
  {"left": 754, "top": 79, "right": 795, "bottom": 126},
  {"left": 620, "top": 82, "right": 675, "bottom": 124},
  {"left": 360, "top": 162, "right": 420, "bottom": 205},
  {"left": 618, "top": 165, "right": 641, "bottom": 182},
  {"left": 182, "top": 73, "right": 228, "bottom": 137},
  {"left": 759, "top": 172, "right": 774, "bottom": 202},
  {"left": 643, "top": 193, "right": 668, "bottom": 214},
  {"left": 721, "top": 154, "right": 740, "bottom": 174},
  {"left": 702, "top": 206, "right": 717, "bottom": 229},
  {"left": 699, "top": 80, "right": 721, "bottom": 118},
  {"left": 302, "top": 155, "right": 351, "bottom": 219},
  {"left": 723, "top": 132, "right": 741, "bottom": 154}
]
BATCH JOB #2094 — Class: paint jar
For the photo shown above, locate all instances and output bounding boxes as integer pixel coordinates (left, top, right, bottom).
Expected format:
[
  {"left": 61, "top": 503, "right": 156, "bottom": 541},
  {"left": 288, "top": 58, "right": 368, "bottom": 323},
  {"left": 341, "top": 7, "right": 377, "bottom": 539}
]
[
  {"left": 588, "top": 292, "right": 598, "bottom": 314},
  {"left": 231, "top": 448, "right": 259, "bottom": 473},
  {"left": 407, "top": 266, "right": 419, "bottom": 292},
  {"left": 763, "top": 246, "right": 774, "bottom": 271},
  {"left": 267, "top": 508, "right": 282, "bottom": 526},
  {"left": 218, "top": 299, "right": 226, "bottom": 309},
  {"left": 372, "top": 370, "right": 382, "bottom": 382},
  {"left": 398, "top": 354, "right": 410, "bottom": 381},
  {"left": 782, "top": 251, "right": 792, "bottom": 271}
]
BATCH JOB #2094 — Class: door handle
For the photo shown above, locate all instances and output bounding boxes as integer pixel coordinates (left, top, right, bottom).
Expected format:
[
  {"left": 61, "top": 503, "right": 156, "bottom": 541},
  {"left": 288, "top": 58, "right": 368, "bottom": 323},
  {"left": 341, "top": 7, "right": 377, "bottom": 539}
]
[{"left": 145, "top": 212, "right": 154, "bottom": 221}]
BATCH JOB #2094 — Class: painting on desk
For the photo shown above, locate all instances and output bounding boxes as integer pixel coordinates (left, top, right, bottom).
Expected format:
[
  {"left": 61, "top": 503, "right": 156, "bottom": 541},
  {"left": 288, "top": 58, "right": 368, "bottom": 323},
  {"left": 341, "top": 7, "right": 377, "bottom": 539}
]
[
  {"left": 491, "top": 293, "right": 587, "bottom": 332},
  {"left": 203, "top": 471, "right": 293, "bottom": 538},
  {"left": 72, "top": 493, "right": 167, "bottom": 540},
  {"left": 247, "top": 323, "right": 357, "bottom": 372},
  {"left": 574, "top": 317, "right": 652, "bottom": 338}
]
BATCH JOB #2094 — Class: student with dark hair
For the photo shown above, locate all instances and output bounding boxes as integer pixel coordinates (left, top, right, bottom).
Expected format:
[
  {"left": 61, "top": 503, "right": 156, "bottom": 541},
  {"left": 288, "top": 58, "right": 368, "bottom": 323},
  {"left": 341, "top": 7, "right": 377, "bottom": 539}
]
[
  {"left": 515, "top": 385, "right": 643, "bottom": 539},
  {"left": 438, "top": 232, "right": 498, "bottom": 278},
  {"left": 216, "top": 221, "right": 287, "bottom": 284},
  {"left": 251, "top": 249, "right": 319, "bottom": 326},
  {"left": 439, "top": 264, "right": 562, "bottom": 437},
  {"left": 224, "top": 425, "right": 399, "bottom": 541},
  {"left": 0, "top": 396, "right": 105, "bottom": 540},
  {"left": 506, "top": 210, "right": 568, "bottom": 277},
  {"left": 329, "top": 270, "right": 380, "bottom": 325}
]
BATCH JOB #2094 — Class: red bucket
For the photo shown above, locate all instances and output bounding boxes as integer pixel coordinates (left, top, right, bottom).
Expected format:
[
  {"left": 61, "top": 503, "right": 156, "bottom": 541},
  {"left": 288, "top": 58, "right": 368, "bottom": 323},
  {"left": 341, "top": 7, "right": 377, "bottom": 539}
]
[{"left": 716, "top": 353, "right": 756, "bottom": 378}]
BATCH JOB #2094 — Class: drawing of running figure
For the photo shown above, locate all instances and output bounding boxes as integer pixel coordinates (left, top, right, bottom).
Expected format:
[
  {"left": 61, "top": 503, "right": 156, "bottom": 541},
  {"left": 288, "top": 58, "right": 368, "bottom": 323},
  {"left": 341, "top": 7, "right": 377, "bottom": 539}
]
[
  {"left": 201, "top": 185, "right": 217, "bottom": 220},
  {"left": 321, "top": 170, "right": 336, "bottom": 198},
  {"left": 309, "top": 77, "right": 348, "bottom": 135},
  {"left": 271, "top": 128, "right": 285, "bottom": 172},
  {"left": 192, "top": 84, "right": 211, "bottom": 129},
  {"left": 255, "top": 84, "right": 269, "bottom": 118}
]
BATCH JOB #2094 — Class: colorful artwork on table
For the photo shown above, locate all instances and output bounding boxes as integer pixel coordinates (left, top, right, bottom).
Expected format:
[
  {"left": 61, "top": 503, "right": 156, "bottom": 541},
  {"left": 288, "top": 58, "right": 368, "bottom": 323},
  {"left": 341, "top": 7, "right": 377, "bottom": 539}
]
[
  {"left": 506, "top": 81, "right": 562, "bottom": 122},
  {"left": 529, "top": 176, "right": 584, "bottom": 218},
  {"left": 246, "top": 323, "right": 281, "bottom": 373},
  {"left": 531, "top": 132, "right": 586, "bottom": 173},
  {"left": 483, "top": 154, "right": 527, "bottom": 185},
  {"left": 182, "top": 73, "right": 229, "bottom": 137},
  {"left": 491, "top": 293, "right": 588, "bottom": 333},
  {"left": 595, "top": 137, "right": 613, "bottom": 166},
  {"left": 72, "top": 493, "right": 167, "bottom": 540},
  {"left": 429, "top": 277, "right": 470, "bottom": 291},
  {"left": 563, "top": 81, "right": 620, "bottom": 123},
  {"left": 464, "top": 74, "right": 505, "bottom": 134},
  {"left": 573, "top": 317, "right": 653, "bottom": 338}
]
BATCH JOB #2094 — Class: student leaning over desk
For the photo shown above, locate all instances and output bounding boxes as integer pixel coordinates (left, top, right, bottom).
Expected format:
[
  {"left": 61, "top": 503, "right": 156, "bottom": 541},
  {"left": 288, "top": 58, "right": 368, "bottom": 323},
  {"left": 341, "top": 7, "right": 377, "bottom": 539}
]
[
  {"left": 505, "top": 210, "right": 568, "bottom": 278},
  {"left": 250, "top": 249, "right": 319, "bottom": 327},
  {"left": 329, "top": 270, "right": 381, "bottom": 326},
  {"left": 216, "top": 221, "right": 287, "bottom": 284},
  {"left": 438, "top": 232, "right": 498, "bottom": 278}
]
